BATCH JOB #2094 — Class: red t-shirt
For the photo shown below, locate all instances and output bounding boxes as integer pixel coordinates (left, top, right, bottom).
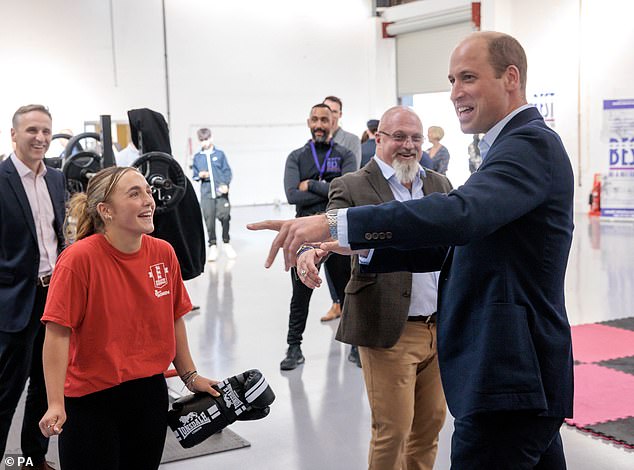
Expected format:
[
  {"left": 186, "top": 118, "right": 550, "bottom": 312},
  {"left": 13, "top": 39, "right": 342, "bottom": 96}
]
[{"left": 42, "top": 234, "right": 192, "bottom": 397}]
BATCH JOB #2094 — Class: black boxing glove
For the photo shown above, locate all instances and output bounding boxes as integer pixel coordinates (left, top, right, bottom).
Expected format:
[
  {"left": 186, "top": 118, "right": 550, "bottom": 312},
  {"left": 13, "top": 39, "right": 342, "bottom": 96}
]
[{"left": 168, "top": 369, "right": 275, "bottom": 448}]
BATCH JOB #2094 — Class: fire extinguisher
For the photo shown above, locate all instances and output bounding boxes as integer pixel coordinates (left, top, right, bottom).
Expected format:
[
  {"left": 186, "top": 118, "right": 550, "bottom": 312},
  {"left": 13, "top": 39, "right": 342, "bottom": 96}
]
[{"left": 589, "top": 173, "right": 601, "bottom": 216}]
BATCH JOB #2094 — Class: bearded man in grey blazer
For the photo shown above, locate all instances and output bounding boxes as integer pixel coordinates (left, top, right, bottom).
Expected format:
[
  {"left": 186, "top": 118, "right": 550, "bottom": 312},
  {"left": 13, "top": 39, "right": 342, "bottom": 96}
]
[{"left": 297, "top": 107, "right": 452, "bottom": 470}]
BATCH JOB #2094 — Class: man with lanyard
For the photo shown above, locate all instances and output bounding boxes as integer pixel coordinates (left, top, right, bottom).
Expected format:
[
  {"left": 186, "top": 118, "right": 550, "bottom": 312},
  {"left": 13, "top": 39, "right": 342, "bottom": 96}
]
[
  {"left": 319, "top": 96, "right": 362, "bottom": 334},
  {"left": 0, "top": 104, "right": 65, "bottom": 470},
  {"left": 192, "top": 128, "right": 236, "bottom": 262},
  {"left": 279, "top": 103, "right": 356, "bottom": 370}
]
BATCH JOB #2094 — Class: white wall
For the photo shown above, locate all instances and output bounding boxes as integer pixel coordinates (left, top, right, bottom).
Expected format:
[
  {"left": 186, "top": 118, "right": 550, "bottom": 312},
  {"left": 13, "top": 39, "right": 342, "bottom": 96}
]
[
  {"left": 481, "top": 0, "right": 634, "bottom": 209},
  {"left": 0, "top": 0, "right": 396, "bottom": 206},
  {"left": 0, "top": 0, "right": 167, "bottom": 147},
  {"left": 579, "top": 1, "right": 634, "bottom": 196},
  {"left": 483, "top": 0, "right": 582, "bottom": 202},
  {"left": 165, "top": 0, "right": 396, "bottom": 205},
  {"left": 3, "top": 0, "right": 631, "bottom": 210},
  {"left": 404, "top": 0, "right": 581, "bottom": 194}
]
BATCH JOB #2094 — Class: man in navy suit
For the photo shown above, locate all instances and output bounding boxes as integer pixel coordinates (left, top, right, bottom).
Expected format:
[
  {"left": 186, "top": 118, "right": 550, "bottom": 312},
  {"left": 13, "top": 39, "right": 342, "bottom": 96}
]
[
  {"left": 250, "top": 31, "right": 574, "bottom": 468},
  {"left": 0, "top": 105, "right": 65, "bottom": 469}
]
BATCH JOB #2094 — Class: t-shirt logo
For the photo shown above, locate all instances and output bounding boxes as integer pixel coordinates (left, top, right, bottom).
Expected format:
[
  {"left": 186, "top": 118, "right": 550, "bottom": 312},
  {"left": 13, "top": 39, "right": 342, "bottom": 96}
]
[
  {"left": 148, "top": 263, "right": 169, "bottom": 289},
  {"left": 326, "top": 156, "right": 341, "bottom": 173}
]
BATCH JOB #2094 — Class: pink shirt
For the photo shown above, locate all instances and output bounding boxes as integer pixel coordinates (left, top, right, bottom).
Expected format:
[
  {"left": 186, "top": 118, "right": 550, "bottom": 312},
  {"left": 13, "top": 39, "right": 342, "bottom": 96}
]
[{"left": 10, "top": 153, "right": 58, "bottom": 276}]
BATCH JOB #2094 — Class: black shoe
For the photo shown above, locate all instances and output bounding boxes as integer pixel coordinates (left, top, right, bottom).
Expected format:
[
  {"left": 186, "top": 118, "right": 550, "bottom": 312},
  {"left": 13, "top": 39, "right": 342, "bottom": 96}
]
[
  {"left": 348, "top": 345, "right": 362, "bottom": 368},
  {"left": 280, "top": 344, "right": 305, "bottom": 370}
]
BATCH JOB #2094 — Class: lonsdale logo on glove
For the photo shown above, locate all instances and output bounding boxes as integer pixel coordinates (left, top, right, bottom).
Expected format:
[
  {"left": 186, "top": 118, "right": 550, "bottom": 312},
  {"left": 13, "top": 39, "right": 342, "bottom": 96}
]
[
  {"left": 175, "top": 411, "right": 213, "bottom": 440},
  {"left": 168, "top": 369, "right": 275, "bottom": 448}
]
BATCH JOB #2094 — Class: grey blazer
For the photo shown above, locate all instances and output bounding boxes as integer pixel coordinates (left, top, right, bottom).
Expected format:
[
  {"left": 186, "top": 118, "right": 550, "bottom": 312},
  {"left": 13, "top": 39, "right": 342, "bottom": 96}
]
[{"left": 327, "top": 158, "right": 452, "bottom": 348}]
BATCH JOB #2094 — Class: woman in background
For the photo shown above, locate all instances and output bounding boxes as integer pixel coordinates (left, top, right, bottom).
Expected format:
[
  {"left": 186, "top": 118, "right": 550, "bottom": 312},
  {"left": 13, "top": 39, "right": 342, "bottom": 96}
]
[
  {"left": 427, "top": 125, "right": 450, "bottom": 175},
  {"left": 38, "top": 166, "right": 219, "bottom": 470}
]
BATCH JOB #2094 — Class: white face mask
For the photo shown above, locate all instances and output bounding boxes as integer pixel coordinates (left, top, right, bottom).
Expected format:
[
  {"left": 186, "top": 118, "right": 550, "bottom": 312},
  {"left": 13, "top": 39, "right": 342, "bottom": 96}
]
[{"left": 201, "top": 137, "right": 214, "bottom": 150}]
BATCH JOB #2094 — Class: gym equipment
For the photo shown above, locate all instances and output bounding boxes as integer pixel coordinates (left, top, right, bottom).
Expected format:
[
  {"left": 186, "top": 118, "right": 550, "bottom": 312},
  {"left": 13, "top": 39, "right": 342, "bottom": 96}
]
[
  {"left": 132, "top": 152, "right": 186, "bottom": 214},
  {"left": 64, "top": 132, "right": 101, "bottom": 161},
  {"left": 61, "top": 115, "right": 187, "bottom": 213},
  {"left": 62, "top": 131, "right": 103, "bottom": 194},
  {"left": 128, "top": 107, "right": 206, "bottom": 280},
  {"left": 63, "top": 151, "right": 103, "bottom": 194},
  {"left": 44, "top": 133, "right": 74, "bottom": 169},
  {"left": 167, "top": 369, "right": 276, "bottom": 448}
]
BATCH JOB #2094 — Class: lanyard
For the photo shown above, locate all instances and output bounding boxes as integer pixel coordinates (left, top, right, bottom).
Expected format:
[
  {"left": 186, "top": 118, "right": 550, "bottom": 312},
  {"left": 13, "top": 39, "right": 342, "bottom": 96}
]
[{"left": 309, "top": 141, "right": 333, "bottom": 181}]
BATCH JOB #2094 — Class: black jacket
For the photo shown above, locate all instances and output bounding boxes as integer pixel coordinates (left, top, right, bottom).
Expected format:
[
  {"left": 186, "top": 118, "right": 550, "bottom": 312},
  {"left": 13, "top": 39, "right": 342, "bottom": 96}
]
[{"left": 283, "top": 140, "right": 356, "bottom": 217}]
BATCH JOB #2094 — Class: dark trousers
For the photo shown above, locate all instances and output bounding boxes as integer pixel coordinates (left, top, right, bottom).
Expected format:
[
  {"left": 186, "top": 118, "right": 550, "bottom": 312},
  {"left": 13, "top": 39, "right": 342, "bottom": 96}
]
[
  {"left": 0, "top": 285, "right": 49, "bottom": 464},
  {"left": 287, "top": 253, "right": 350, "bottom": 345},
  {"left": 323, "top": 264, "right": 339, "bottom": 303},
  {"left": 451, "top": 411, "right": 566, "bottom": 470},
  {"left": 201, "top": 194, "right": 231, "bottom": 244},
  {"left": 59, "top": 374, "right": 168, "bottom": 470}
]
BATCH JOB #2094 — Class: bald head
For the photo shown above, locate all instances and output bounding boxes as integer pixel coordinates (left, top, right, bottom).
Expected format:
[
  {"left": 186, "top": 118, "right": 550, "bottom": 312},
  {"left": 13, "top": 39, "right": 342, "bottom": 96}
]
[
  {"left": 375, "top": 107, "right": 424, "bottom": 186},
  {"left": 378, "top": 106, "right": 423, "bottom": 135}
]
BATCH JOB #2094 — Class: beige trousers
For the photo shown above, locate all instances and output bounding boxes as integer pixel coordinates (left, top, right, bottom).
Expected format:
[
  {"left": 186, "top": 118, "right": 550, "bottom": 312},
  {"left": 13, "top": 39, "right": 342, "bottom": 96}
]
[{"left": 359, "top": 322, "right": 446, "bottom": 470}]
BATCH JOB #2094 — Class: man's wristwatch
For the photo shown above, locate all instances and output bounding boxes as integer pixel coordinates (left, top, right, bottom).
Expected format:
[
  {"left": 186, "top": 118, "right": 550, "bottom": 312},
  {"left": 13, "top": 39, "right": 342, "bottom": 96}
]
[{"left": 325, "top": 209, "right": 338, "bottom": 240}]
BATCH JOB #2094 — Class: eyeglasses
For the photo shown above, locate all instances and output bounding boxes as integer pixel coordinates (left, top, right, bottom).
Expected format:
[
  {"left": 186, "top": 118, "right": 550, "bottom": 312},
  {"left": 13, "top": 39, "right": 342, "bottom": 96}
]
[{"left": 378, "top": 131, "right": 425, "bottom": 145}]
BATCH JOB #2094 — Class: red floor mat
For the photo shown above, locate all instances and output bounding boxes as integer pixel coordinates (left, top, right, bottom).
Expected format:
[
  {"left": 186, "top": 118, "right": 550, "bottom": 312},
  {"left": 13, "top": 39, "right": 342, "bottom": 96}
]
[
  {"left": 570, "top": 324, "right": 634, "bottom": 363},
  {"left": 565, "top": 318, "right": 634, "bottom": 448}
]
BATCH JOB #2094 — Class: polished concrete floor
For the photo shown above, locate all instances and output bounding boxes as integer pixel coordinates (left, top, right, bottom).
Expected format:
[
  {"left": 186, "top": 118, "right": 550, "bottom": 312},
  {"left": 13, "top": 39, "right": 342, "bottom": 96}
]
[{"left": 6, "top": 205, "right": 634, "bottom": 469}]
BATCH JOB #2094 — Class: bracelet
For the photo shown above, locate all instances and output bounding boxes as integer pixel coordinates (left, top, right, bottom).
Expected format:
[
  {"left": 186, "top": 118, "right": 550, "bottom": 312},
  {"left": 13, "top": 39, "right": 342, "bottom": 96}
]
[
  {"left": 296, "top": 244, "right": 315, "bottom": 257},
  {"left": 180, "top": 370, "right": 197, "bottom": 384},
  {"left": 185, "top": 373, "right": 198, "bottom": 392}
]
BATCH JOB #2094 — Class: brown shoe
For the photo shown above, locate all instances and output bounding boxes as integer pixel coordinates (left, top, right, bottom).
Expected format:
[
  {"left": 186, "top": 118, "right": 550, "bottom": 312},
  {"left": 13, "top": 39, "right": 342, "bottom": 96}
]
[{"left": 320, "top": 302, "right": 342, "bottom": 322}]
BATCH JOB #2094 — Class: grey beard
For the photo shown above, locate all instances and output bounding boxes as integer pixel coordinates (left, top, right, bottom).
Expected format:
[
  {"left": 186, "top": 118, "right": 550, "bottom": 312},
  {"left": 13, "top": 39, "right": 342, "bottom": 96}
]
[{"left": 392, "top": 157, "right": 420, "bottom": 185}]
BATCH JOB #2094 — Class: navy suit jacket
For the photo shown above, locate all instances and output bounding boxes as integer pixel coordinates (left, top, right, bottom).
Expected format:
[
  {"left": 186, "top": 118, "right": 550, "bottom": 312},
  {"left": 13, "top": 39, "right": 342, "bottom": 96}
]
[
  {"left": 0, "top": 157, "right": 65, "bottom": 332},
  {"left": 347, "top": 107, "right": 574, "bottom": 419}
]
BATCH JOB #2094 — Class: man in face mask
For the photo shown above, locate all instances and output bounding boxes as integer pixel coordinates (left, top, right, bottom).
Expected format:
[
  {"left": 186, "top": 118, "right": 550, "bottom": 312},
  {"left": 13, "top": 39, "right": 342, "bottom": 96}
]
[{"left": 192, "top": 127, "right": 236, "bottom": 262}]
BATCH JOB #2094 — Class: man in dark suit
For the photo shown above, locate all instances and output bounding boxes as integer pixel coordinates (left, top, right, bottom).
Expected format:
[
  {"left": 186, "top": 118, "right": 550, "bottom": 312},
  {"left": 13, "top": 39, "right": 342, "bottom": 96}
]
[
  {"left": 0, "top": 105, "right": 65, "bottom": 469},
  {"left": 299, "top": 106, "right": 452, "bottom": 470},
  {"left": 250, "top": 31, "right": 574, "bottom": 468}
]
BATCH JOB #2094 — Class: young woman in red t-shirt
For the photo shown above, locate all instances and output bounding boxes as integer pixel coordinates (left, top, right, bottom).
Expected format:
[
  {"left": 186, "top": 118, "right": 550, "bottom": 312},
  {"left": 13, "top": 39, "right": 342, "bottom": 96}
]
[{"left": 38, "top": 166, "right": 219, "bottom": 470}]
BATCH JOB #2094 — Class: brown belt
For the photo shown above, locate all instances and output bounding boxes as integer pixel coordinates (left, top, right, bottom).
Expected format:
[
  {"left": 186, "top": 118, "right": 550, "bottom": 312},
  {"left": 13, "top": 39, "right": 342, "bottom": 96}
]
[
  {"left": 36, "top": 274, "right": 52, "bottom": 287},
  {"left": 407, "top": 313, "right": 436, "bottom": 323}
]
